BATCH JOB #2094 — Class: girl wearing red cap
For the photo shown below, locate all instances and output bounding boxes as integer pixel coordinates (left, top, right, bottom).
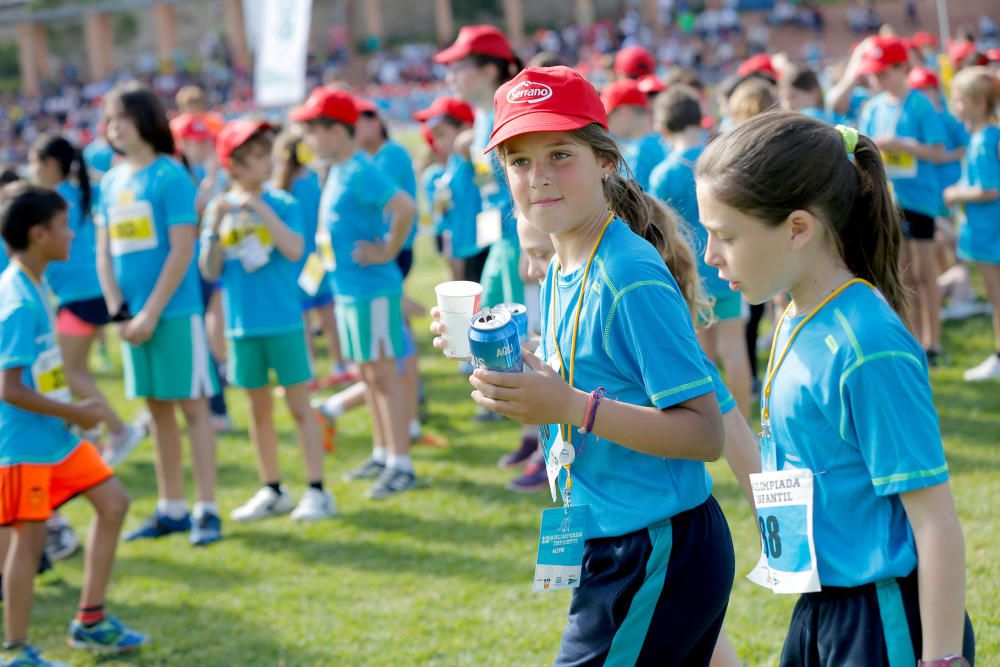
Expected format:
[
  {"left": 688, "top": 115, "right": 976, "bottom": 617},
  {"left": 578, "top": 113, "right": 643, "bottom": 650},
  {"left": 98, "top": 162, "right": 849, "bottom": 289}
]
[{"left": 455, "top": 65, "right": 735, "bottom": 665}]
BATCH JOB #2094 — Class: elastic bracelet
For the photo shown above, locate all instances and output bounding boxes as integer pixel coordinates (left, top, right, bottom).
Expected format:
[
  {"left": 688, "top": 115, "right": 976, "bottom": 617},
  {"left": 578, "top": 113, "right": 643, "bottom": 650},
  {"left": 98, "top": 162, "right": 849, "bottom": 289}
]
[{"left": 577, "top": 387, "right": 606, "bottom": 435}]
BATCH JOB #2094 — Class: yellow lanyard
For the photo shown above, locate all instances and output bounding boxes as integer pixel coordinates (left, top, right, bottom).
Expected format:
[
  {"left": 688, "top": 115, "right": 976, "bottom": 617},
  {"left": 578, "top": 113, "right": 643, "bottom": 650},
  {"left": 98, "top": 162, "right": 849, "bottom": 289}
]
[
  {"left": 550, "top": 212, "right": 614, "bottom": 443},
  {"left": 761, "top": 278, "right": 872, "bottom": 425},
  {"left": 11, "top": 259, "right": 54, "bottom": 326}
]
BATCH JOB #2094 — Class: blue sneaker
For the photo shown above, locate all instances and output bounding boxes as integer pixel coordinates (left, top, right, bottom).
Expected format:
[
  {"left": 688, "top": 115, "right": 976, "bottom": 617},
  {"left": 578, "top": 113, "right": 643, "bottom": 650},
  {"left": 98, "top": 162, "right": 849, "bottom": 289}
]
[
  {"left": 123, "top": 511, "right": 191, "bottom": 542},
  {"left": 2, "top": 645, "right": 70, "bottom": 666},
  {"left": 189, "top": 511, "right": 222, "bottom": 547},
  {"left": 68, "top": 615, "right": 149, "bottom": 654}
]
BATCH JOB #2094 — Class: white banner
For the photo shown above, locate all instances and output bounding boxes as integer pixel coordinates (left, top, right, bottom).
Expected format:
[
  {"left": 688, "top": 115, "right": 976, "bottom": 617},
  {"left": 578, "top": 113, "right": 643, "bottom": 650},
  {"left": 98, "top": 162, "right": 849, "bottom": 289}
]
[{"left": 254, "top": 0, "right": 313, "bottom": 108}]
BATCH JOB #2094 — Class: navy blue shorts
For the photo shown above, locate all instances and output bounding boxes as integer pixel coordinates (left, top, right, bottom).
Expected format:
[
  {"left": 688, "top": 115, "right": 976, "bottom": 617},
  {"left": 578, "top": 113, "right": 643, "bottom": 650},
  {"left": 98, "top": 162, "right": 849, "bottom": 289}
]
[
  {"left": 396, "top": 248, "right": 414, "bottom": 279},
  {"left": 554, "top": 496, "right": 735, "bottom": 666},
  {"left": 61, "top": 296, "right": 111, "bottom": 327},
  {"left": 780, "top": 568, "right": 975, "bottom": 666}
]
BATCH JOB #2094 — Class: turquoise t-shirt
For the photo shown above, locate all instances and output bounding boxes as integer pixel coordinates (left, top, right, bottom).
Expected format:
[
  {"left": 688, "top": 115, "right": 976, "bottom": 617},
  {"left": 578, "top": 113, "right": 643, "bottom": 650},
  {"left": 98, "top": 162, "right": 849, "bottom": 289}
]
[
  {"left": 957, "top": 125, "right": 1000, "bottom": 265},
  {"left": 800, "top": 106, "right": 833, "bottom": 124},
  {"left": 766, "top": 282, "right": 949, "bottom": 587},
  {"left": 0, "top": 264, "right": 80, "bottom": 466},
  {"left": 0, "top": 240, "right": 8, "bottom": 272},
  {"left": 472, "top": 109, "right": 517, "bottom": 241},
  {"left": 373, "top": 141, "right": 418, "bottom": 250},
  {"left": 440, "top": 154, "right": 483, "bottom": 260},
  {"left": 538, "top": 218, "right": 715, "bottom": 539},
  {"left": 318, "top": 151, "right": 402, "bottom": 299},
  {"left": 204, "top": 190, "right": 305, "bottom": 338},
  {"left": 44, "top": 180, "right": 104, "bottom": 306},
  {"left": 938, "top": 105, "right": 969, "bottom": 192},
  {"left": 291, "top": 170, "right": 322, "bottom": 257},
  {"left": 83, "top": 139, "right": 115, "bottom": 176},
  {"left": 858, "top": 90, "right": 946, "bottom": 217},
  {"left": 620, "top": 132, "right": 666, "bottom": 191},
  {"left": 649, "top": 144, "right": 734, "bottom": 298},
  {"left": 421, "top": 163, "right": 446, "bottom": 235},
  {"left": 98, "top": 156, "right": 203, "bottom": 319}
]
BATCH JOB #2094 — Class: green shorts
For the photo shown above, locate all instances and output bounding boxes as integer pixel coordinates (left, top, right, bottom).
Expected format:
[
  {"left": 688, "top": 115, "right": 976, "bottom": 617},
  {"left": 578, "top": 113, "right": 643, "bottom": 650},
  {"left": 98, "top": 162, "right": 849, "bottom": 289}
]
[
  {"left": 122, "top": 314, "right": 220, "bottom": 401},
  {"left": 335, "top": 293, "right": 404, "bottom": 364},
  {"left": 228, "top": 330, "right": 313, "bottom": 390},
  {"left": 481, "top": 238, "right": 524, "bottom": 307}
]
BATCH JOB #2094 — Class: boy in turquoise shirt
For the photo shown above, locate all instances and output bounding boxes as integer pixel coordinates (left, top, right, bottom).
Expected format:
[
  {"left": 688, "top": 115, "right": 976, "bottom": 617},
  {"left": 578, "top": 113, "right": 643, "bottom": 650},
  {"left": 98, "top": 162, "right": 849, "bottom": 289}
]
[{"left": 201, "top": 120, "right": 335, "bottom": 522}]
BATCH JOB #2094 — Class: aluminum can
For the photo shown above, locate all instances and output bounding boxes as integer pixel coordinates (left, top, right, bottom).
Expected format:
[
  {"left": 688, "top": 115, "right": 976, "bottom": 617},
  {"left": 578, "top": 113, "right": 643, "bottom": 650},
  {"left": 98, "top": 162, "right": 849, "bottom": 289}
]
[{"left": 468, "top": 307, "right": 523, "bottom": 372}]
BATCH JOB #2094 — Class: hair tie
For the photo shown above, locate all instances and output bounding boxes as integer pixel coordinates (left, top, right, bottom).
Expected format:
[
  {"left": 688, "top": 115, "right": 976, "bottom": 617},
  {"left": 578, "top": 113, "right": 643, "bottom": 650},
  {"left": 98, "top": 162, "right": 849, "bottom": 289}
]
[{"left": 835, "top": 125, "right": 859, "bottom": 155}]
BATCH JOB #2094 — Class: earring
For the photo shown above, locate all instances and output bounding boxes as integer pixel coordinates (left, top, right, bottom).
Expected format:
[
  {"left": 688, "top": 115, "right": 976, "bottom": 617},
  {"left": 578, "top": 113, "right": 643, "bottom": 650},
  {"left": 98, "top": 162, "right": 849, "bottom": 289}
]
[{"left": 602, "top": 173, "right": 609, "bottom": 183}]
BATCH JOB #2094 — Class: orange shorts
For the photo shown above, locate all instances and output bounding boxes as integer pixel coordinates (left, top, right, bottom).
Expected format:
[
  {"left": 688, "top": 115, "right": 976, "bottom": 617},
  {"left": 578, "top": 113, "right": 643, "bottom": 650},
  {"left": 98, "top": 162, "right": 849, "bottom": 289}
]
[{"left": 0, "top": 441, "right": 113, "bottom": 526}]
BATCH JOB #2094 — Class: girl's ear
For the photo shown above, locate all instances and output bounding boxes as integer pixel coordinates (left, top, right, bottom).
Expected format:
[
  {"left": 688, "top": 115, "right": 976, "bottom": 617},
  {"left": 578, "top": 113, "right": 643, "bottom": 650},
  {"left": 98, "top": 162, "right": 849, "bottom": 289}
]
[{"left": 786, "top": 208, "right": 822, "bottom": 250}]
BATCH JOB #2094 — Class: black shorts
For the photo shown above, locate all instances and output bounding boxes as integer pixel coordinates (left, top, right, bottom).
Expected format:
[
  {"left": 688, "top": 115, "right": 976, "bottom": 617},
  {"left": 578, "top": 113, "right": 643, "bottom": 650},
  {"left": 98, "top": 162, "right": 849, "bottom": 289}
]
[
  {"left": 61, "top": 296, "right": 111, "bottom": 326},
  {"left": 462, "top": 247, "right": 491, "bottom": 284},
  {"left": 901, "top": 209, "right": 935, "bottom": 241},
  {"left": 554, "top": 497, "right": 735, "bottom": 666},
  {"left": 396, "top": 248, "right": 414, "bottom": 278},
  {"left": 780, "top": 568, "right": 976, "bottom": 666}
]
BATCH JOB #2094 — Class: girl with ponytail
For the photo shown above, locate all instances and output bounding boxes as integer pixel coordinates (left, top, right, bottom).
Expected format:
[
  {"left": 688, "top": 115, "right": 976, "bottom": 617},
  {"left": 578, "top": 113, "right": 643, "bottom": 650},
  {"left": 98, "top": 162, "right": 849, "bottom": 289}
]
[
  {"left": 28, "top": 134, "right": 144, "bottom": 463},
  {"left": 696, "top": 110, "right": 974, "bottom": 665},
  {"left": 438, "top": 66, "right": 734, "bottom": 665}
]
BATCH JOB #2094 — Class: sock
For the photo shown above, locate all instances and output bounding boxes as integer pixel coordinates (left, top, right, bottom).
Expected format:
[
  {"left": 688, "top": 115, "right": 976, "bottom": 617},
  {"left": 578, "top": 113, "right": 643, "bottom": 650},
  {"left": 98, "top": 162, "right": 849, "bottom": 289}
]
[
  {"left": 387, "top": 453, "right": 413, "bottom": 473},
  {"left": 308, "top": 481, "right": 324, "bottom": 492},
  {"left": 372, "top": 446, "right": 388, "bottom": 464},
  {"left": 266, "top": 482, "right": 282, "bottom": 495},
  {"left": 3, "top": 640, "right": 26, "bottom": 651},
  {"left": 322, "top": 396, "right": 345, "bottom": 419},
  {"left": 193, "top": 501, "right": 219, "bottom": 519},
  {"left": 76, "top": 604, "right": 105, "bottom": 627},
  {"left": 157, "top": 499, "right": 188, "bottom": 520},
  {"left": 409, "top": 419, "right": 421, "bottom": 440}
]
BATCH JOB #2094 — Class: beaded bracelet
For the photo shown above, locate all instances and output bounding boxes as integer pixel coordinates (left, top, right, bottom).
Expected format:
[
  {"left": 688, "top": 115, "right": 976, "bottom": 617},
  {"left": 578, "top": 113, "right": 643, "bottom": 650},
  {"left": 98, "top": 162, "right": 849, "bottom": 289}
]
[{"left": 577, "top": 387, "right": 606, "bottom": 435}]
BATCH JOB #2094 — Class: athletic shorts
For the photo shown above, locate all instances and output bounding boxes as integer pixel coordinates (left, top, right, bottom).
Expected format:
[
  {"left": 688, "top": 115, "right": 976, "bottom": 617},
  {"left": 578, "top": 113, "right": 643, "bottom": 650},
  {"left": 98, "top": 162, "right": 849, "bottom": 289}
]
[
  {"left": 780, "top": 568, "right": 975, "bottom": 666},
  {"left": 396, "top": 248, "right": 414, "bottom": 279},
  {"left": 228, "top": 331, "right": 313, "bottom": 390},
  {"left": 121, "top": 314, "right": 220, "bottom": 401},
  {"left": 334, "top": 294, "right": 405, "bottom": 364},
  {"left": 0, "top": 441, "right": 113, "bottom": 525},
  {"left": 554, "top": 496, "right": 735, "bottom": 666},
  {"left": 463, "top": 247, "right": 491, "bottom": 284},
  {"left": 901, "top": 209, "right": 935, "bottom": 241},
  {"left": 300, "top": 286, "right": 335, "bottom": 312},
  {"left": 57, "top": 296, "right": 111, "bottom": 336},
  {"left": 481, "top": 238, "right": 524, "bottom": 307}
]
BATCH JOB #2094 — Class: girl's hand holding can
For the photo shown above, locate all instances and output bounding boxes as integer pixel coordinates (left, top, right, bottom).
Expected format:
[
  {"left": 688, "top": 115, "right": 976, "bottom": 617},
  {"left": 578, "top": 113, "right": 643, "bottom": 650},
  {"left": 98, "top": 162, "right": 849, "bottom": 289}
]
[{"left": 469, "top": 349, "right": 583, "bottom": 426}]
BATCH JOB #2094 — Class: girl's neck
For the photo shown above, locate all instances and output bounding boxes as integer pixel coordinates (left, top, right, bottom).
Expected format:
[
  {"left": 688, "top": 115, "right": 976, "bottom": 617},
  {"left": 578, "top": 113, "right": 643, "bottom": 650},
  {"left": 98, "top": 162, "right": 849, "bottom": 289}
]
[
  {"left": 329, "top": 143, "right": 355, "bottom": 165},
  {"left": 669, "top": 127, "right": 704, "bottom": 151},
  {"left": 360, "top": 137, "right": 384, "bottom": 155},
  {"left": 882, "top": 84, "right": 908, "bottom": 102},
  {"left": 788, "top": 259, "right": 855, "bottom": 318},
  {"left": 125, "top": 145, "right": 156, "bottom": 169},
  {"left": 552, "top": 206, "right": 611, "bottom": 274},
  {"left": 231, "top": 180, "right": 264, "bottom": 196},
  {"left": 965, "top": 116, "right": 988, "bottom": 132}
]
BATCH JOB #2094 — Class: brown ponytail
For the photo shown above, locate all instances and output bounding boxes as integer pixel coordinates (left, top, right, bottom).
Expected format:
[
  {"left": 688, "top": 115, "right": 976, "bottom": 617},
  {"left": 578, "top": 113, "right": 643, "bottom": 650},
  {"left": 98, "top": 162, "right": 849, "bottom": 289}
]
[
  {"left": 272, "top": 130, "right": 302, "bottom": 193},
  {"left": 696, "top": 110, "right": 908, "bottom": 316}
]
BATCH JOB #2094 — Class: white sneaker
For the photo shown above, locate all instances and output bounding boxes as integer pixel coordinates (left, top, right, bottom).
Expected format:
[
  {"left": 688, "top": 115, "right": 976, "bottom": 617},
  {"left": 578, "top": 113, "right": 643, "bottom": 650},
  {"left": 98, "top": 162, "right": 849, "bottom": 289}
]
[
  {"left": 290, "top": 488, "right": 337, "bottom": 521},
  {"left": 941, "top": 300, "right": 993, "bottom": 321},
  {"left": 963, "top": 354, "right": 1000, "bottom": 382},
  {"left": 230, "top": 487, "right": 294, "bottom": 522},
  {"left": 104, "top": 422, "right": 146, "bottom": 468}
]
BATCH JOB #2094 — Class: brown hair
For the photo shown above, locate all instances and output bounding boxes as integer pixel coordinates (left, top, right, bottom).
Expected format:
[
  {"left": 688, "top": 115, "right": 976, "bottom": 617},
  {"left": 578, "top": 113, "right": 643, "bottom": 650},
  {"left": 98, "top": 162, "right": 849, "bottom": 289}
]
[
  {"left": 175, "top": 85, "right": 206, "bottom": 113},
  {"left": 655, "top": 84, "right": 703, "bottom": 133},
  {"left": 272, "top": 130, "right": 303, "bottom": 192},
  {"left": 728, "top": 78, "right": 777, "bottom": 125},
  {"left": 643, "top": 192, "right": 713, "bottom": 323},
  {"left": 951, "top": 66, "right": 999, "bottom": 121},
  {"left": 696, "top": 110, "right": 907, "bottom": 316},
  {"left": 230, "top": 129, "right": 274, "bottom": 168},
  {"left": 781, "top": 66, "right": 824, "bottom": 109}
]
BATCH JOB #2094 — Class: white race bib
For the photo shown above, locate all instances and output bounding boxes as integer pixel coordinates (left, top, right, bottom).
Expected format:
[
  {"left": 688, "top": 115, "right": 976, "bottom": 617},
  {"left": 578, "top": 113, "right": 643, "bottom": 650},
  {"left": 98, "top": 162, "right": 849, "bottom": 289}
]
[
  {"left": 316, "top": 230, "right": 336, "bottom": 272},
  {"left": 32, "top": 347, "right": 71, "bottom": 403},
  {"left": 108, "top": 201, "right": 157, "bottom": 256},
  {"left": 297, "top": 253, "right": 327, "bottom": 296}
]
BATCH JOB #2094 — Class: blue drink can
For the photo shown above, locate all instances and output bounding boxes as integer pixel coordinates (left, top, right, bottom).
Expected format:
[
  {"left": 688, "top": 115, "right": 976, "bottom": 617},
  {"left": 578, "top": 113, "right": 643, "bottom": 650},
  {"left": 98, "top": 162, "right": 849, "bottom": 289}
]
[
  {"left": 496, "top": 303, "right": 529, "bottom": 343},
  {"left": 468, "top": 307, "right": 523, "bottom": 372}
]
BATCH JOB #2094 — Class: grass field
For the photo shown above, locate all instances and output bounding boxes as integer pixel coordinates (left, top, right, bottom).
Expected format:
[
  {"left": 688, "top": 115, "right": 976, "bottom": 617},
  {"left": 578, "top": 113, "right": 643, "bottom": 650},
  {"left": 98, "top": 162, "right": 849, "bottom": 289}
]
[{"left": 23, "top": 235, "right": 1000, "bottom": 666}]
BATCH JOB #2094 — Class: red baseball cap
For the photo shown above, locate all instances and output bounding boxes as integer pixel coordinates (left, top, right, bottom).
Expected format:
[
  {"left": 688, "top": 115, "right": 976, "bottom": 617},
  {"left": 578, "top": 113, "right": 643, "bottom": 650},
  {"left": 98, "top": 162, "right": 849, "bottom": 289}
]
[
  {"left": 636, "top": 74, "right": 667, "bottom": 95},
  {"left": 858, "top": 36, "right": 910, "bottom": 75},
  {"left": 987, "top": 48, "right": 1000, "bottom": 63},
  {"left": 601, "top": 79, "right": 648, "bottom": 115},
  {"left": 910, "top": 31, "right": 937, "bottom": 48},
  {"left": 433, "top": 25, "right": 515, "bottom": 64},
  {"left": 614, "top": 46, "right": 656, "bottom": 79},
  {"left": 421, "top": 125, "right": 437, "bottom": 151},
  {"left": 170, "top": 112, "right": 215, "bottom": 142},
  {"left": 485, "top": 66, "right": 607, "bottom": 153},
  {"left": 948, "top": 40, "right": 979, "bottom": 67},
  {"left": 353, "top": 97, "right": 379, "bottom": 115},
  {"left": 738, "top": 54, "right": 778, "bottom": 80},
  {"left": 215, "top": 119, "right": 272, "bottom": 169},
  {"left": 907, "top": 66, "right": 939, "bottom": 90},
  {"left": 414, "top": 97, "right": 475, "bottom": 125},
  {"left": 290, "top": 87, "right": 359, "bottom": 124}
]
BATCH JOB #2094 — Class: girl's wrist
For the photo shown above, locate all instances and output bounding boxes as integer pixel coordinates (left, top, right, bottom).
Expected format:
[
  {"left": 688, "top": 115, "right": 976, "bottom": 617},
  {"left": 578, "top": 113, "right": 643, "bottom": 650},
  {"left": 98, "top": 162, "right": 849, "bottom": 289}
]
[{"left": 563, "top": 388, "right": 589, "bottom": 431}]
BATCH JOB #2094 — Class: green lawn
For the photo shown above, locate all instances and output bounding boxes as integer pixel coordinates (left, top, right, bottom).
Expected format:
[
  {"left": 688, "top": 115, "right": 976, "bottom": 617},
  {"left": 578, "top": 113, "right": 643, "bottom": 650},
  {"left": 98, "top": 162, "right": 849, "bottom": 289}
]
[{"left": 26, "top": 236, "right": 1000, "bottom": 665}]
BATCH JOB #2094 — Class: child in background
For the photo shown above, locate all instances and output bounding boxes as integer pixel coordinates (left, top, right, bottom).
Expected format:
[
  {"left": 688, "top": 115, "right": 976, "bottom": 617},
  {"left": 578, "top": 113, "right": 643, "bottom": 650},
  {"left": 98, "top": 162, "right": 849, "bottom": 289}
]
[
  {"left": 200, "top": 120, "right": 335, "bottom": 521},
  {"left": 28, "top": 135, "right": 145, "bottom": 464},
  {"left": 601, "top": 79, "right": 666, "bottom": 191},
  {"left": 945, "top": 67, "right": 1000, "bottom": 381},
  {"left": 96, "top": 82, "right": 221, "bottom": 546},
  {"left": 698, "top": 110, "right": 974, "bottom": 665},
  {"left": 0, "top": 183, "right": 148, "bottom": 665},
  {"left": 293, "top": 88, "right": 418, "bottom": 500},
  {"left": 779, "top": 66, "right": 831, "bottom": 123},
  {"left": 418, "top": 127, "right": 453, "bottom": 277},
  {"left": 651, "top": 85, "right": 753, "bottom": 418}
]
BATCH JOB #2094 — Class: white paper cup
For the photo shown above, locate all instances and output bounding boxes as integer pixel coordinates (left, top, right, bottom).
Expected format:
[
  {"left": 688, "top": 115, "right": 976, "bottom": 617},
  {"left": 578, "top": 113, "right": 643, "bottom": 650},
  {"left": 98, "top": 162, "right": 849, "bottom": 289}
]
[{"left": 434, "top": 281, "right": 483, "bottom": 359}]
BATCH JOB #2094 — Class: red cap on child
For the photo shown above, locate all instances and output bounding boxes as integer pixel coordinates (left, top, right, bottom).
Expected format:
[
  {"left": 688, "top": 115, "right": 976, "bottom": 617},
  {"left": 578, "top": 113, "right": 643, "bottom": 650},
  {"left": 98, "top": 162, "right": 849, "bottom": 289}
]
[
  {"left": 290, "top": 87, "right": 359, "bottom": 125},
  {"left": 857, "top": 36, "right": 910, "bottom": 75},
  {"left": 170, "top": 113, "right": 215, "bottom": 142},
  {"left": 907, "top": 66, "right": 939, "bottom": 90},
  {"left": 601, "top": 79, "right": 649, "bottom": 115},
  {"left": 637, "top": 74, "right": 667, "bottom": 94},
  {"left": 614, "top": 46, "right": 656, "bottom": 79},
  {"left": 216, "top": 119, "right": 273, "bottom": 169},
  {"left": 738, "top": 54, "right": 778, "bottom": 80},
  {"left": 485, "top": 66, "right": 607, "bottom": 153},
  {"left": 433, "top": 25, "right": 516, "bottom": 64},
  {"left": 414, "top": 97, "right": 476, "bottom": 125}
]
